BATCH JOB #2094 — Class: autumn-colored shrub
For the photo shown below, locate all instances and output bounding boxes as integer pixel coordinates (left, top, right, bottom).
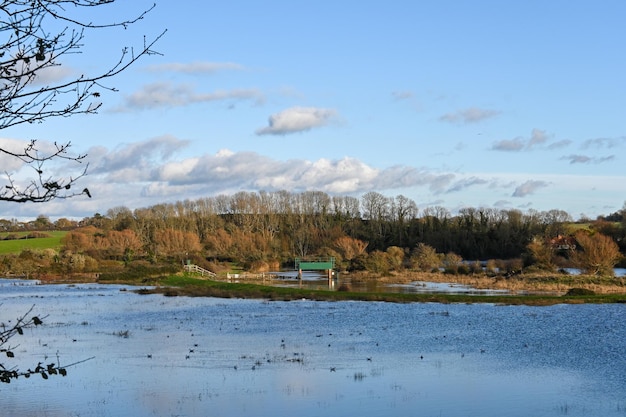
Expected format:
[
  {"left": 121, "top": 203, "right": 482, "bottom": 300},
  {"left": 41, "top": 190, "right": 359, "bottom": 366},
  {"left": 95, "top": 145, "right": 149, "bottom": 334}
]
[
  {"left": 410, "top": 243, "right": 441, "bottom": 272},
  {"left": 572, "top": 231, "right": 622, "bottom": 276}
]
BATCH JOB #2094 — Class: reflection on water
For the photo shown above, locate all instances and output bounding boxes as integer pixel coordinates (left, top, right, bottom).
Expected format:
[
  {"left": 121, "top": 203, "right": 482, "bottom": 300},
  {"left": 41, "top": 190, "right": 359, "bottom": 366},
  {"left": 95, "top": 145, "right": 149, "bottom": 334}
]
[
  {"left": 275, "top": 272, "right": 511, "bottom": 295},
  {"left": 1, "top": 279, "right": 625, "bottom": 417},
  {"left": 276, "top": 268, "right": 626, "bottom": 294},
  {"left": 349, "top": 280, "right": 511, "bottom": 295}
]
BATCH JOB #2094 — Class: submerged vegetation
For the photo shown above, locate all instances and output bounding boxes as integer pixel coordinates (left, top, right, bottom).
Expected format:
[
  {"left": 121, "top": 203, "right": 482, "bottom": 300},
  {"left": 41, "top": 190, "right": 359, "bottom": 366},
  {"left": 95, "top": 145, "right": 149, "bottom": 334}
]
[{"left": 132, "top": 274, "right": 626, "bottom": 306}]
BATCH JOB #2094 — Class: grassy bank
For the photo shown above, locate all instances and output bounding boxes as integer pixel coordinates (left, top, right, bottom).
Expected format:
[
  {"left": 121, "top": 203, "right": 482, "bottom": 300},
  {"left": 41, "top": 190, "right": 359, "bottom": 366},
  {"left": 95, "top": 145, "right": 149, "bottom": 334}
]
[
  {"left": 134, "top": 275, "right": 626, "bottom": 305},
  {"left": 0, "top": 231, "right": 66, "bottom": 254}
]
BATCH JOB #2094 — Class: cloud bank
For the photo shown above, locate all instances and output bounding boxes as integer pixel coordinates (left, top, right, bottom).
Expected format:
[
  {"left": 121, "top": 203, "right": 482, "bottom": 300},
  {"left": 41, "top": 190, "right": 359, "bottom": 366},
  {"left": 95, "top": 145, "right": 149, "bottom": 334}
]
[{"left": 3, "top": 132, "right": 621, "bottom": 220}]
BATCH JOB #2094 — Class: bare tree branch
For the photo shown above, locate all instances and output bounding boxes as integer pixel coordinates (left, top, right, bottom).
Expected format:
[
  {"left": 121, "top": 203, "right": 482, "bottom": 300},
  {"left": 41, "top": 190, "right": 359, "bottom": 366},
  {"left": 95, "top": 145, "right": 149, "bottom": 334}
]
[{"left": 0, "top": 0, "right": 164, "bottom": 203}]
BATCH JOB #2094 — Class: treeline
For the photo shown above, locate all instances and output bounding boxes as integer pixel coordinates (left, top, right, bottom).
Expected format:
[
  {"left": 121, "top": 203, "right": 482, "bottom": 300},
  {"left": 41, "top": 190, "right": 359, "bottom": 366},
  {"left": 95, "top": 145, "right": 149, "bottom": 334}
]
[
  {"left": 2, "top": 191, "right": 625, "bottom": 278},
  {"left": 63, "top": 191, "right": 625, "bottom": 269}
]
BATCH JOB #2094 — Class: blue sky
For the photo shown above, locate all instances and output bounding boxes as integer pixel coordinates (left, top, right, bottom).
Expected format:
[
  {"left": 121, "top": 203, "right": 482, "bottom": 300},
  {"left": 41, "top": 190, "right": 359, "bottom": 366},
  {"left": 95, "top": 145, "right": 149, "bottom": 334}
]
[{"left": 2, "top": 0, "right": 626, "bottom": 220}]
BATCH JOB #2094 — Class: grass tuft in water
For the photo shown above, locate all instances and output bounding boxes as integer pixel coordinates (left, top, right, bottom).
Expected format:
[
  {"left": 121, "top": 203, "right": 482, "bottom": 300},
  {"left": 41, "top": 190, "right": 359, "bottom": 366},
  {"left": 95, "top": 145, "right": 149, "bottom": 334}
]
[
  {"left": 114, "top": 330, "right": 130, "bottom": 338},
  {"left": 353, "top": 372, "right": 366, "bottom": 381}
]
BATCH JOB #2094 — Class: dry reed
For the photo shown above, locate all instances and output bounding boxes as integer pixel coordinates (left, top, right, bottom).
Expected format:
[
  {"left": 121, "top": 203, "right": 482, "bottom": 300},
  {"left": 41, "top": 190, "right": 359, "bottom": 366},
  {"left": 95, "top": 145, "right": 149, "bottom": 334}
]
[{"left": 343, "top": 270, "right": 626, "bottom": 295}]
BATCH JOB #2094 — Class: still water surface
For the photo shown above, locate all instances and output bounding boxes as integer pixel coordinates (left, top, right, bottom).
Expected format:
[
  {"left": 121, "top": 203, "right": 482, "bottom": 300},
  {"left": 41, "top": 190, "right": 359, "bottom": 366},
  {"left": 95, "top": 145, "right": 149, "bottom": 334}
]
[{"left": 1, "top": 279, "right": 625, "bottom": 417}]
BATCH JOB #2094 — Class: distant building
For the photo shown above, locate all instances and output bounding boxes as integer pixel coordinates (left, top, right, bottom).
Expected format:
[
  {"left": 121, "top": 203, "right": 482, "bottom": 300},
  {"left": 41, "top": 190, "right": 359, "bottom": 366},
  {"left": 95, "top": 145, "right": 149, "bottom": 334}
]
[{"left": 549, "top": 235, "right": 577, "bottom": 251}]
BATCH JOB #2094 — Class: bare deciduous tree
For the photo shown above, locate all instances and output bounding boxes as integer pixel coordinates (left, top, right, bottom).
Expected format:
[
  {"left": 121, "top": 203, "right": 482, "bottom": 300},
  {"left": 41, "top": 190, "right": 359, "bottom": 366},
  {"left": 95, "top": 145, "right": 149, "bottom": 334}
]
[{"left": 1, "top": 0, "right": 165, "bottom": 203}]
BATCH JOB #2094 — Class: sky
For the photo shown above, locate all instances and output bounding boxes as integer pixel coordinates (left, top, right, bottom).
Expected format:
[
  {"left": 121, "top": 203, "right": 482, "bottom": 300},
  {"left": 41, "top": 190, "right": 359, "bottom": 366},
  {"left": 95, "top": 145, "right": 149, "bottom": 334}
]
[{"left": 2, "top": 0, "right": 626, "bottom": 221}]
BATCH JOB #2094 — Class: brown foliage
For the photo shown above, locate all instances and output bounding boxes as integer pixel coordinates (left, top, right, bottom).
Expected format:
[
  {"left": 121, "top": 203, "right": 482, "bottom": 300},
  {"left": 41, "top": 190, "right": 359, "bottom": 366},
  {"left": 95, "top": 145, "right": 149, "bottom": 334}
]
[
  {"left": 61, "top": 230, "right": 93, "bottom": 253},
  {"left": 154, "top": 229, "right": 202, "bottom": 258},
  {"left": 386, "top": 246, "right": 405, "bottom": 271},
  {"left": 572, "top": 231, "right": 622, "bottom": 276},
  {"left": 63, "top": 227, "right": 144, "bottom": 260},
  {"left": 366, "top": 250, "right": 391, "bottom": 274},
  {"left": 410, "top": 243, "right": 441, "bottom": 272},
  {"left": 527, "top": 237, "right": 556, "bottom": 271},
  {"left": 333, "top": 236, "right": 368, "bottom": 261},
  {"left": 105, "top": 229, "right": 143, "bottom": 258},
  {"left": 204, "top": 228, "right": 233, "bottom": 256}
]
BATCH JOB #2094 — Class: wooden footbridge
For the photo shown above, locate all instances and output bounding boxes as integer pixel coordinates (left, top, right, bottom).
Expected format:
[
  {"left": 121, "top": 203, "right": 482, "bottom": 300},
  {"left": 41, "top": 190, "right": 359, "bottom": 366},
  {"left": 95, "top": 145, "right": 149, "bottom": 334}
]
[
  {"left": 183, "top": 263, "right": 217, "bottom": 278},
  {"left": 183, "top": 257, "right": 337, "bottom": 287},
  {"left": 183, "top": 264, "right": 277, "bottom": 281}
]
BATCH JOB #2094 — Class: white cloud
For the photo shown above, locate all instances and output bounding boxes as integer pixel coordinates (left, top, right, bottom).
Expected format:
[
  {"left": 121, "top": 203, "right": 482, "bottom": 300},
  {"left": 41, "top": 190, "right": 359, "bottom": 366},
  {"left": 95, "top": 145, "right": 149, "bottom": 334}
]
[
  {"left": 512, "top": 180, "right": 549, "bottom": 197},
  {"left": 0, "top": 138, "right": 32, "bottom": 171},
  {"left": 114, "top": 82, "right": 264, "bottom": 111},
  {"left": 581, "top": 137, "right": 626, "bottom": 149},
  {"left": 446, "top": 177, "right": 489, "bottom": 193},
  {"left": 89, "top": 135, "right": 190, "bottom": 181},
  {"left": 256, "top": 106, "right": 338, "bottom": 135},
  {"left": 492, "top": 129, "right": 552, "bottom": 151},
  {"left": 492, "top": 137, "right": 525, "bottom": 151},
  {"left": 528, "top": 128, "right": 549, "bottom": 147},
  {"left": 493, "top": 199, "right": 512, "bottom": 207},
  {"left": 144, "top": 61, "right": 246, "bottom": 74},
  {"left": 439, "top": 107, "right": 500, "bottom": 124},
  {"left": 0, "top": 137, "right": 86, "bottom": 187},
  {"left": 561, "top": 154, "right": 615, "bottom": 164},
  {"left": 134, "top": 147, "right": 463, "bottom": 199},
  {"left": 391, "top": 91, "right": 414, "bottom": 100},
  {"left": 548, "top": 139, "right": 572, "bottom": 149},
  {"left": 31, "top": 66, "right": 75, "bottom": 86},
  {"left": 4, "top": 135, "right": 622, "bottom": 221}
]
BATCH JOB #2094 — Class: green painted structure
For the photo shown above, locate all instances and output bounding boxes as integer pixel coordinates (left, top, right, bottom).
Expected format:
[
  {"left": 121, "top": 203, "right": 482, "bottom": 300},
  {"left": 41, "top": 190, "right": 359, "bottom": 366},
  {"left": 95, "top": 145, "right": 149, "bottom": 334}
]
[{"left": 294, "top": 257, "right": 335, "bottom": 271}]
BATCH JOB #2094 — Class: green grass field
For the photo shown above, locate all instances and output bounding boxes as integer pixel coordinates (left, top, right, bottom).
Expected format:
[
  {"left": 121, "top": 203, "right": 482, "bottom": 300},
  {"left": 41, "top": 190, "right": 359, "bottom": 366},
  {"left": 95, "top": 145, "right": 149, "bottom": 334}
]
[{"left": 0, "top": 231, "right": 67, "bottom": 254}]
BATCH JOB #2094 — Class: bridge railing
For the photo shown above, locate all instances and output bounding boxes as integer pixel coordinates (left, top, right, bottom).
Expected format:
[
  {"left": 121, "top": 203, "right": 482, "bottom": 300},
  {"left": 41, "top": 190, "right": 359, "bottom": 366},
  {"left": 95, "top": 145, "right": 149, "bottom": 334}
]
[
  {"left": 183, "top": 264, "right": 282, "bottom": 281},
  {"left": 183, "top": 264, "right": 217, "bottom": 278},
  {"left": 294, "top": 256, "right": 335, "bottom": 271}
]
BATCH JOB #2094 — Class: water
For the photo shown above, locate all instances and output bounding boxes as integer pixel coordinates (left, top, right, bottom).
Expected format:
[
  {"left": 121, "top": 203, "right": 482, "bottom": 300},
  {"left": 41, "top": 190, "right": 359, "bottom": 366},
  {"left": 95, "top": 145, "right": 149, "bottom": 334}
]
[
  {"left": 274, "top": 271, "right": 511, "bottom": 294},
  {"left": 1, "top": 279, "right": 625, "bottom": 417}
]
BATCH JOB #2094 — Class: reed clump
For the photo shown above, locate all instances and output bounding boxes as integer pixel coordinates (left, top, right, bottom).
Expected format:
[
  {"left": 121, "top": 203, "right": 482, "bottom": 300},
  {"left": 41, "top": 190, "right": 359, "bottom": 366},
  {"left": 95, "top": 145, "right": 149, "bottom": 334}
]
[{"left": 346, "top": 270, "right": 625, "bottom": 295}]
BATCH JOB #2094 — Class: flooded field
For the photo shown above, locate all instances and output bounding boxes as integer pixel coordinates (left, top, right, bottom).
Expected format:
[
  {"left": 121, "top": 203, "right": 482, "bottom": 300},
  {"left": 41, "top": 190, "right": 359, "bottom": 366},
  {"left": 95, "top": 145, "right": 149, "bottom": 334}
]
[
  {"left": 1, "top": 279, "right": 625, "bottom": 417},
  {"left": 270, "top": 271, "right": 513, "bottom": 294}
]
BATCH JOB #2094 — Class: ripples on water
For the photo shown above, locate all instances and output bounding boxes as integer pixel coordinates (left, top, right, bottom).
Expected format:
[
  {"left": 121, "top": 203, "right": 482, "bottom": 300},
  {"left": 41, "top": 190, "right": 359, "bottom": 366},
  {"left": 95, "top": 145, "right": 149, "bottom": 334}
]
[{"left": 1, "top": 279, "right": 625, "bottom": 417}]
